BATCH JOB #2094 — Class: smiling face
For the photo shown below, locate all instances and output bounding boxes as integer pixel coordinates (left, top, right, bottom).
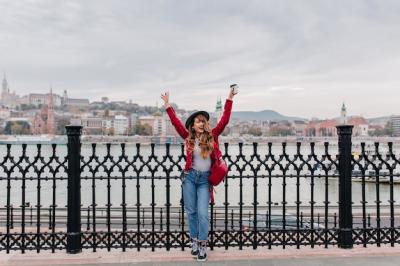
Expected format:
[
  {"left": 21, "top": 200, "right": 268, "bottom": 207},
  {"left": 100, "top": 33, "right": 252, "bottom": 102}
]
[
  {"left": 188, "top": 114, "right": 214, "bottom": 157},
  {"left": 192, "top": 115, "right": 207, "bottom": 136}
]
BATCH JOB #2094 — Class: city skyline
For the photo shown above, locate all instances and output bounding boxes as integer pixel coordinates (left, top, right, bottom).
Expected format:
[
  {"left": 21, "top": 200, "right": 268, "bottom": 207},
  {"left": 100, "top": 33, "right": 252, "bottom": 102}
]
[
  {"left": 1, "top": 1, "right": 400, "bottom": 118},
  {"left": 0, "top": 73, "right": 395, "bottom": 121},
  {"left": 1, "top": 74, "right": 393, "bottom": 121}
]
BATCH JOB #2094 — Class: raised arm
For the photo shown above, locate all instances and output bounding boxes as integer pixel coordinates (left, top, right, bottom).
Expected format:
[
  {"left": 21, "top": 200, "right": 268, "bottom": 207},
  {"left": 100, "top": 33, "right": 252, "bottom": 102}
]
[
  {"left": 165, "top": 105, "right": 189, "bottom": 139},
  {"left": 212, "top": 86, "right": 238, "bottom": 136},
  {"left": 161, "top": 91, "right": 189, "bottom": 139},
  {"left": 212, "top": 98, "right": 233, "bottom": 136}
]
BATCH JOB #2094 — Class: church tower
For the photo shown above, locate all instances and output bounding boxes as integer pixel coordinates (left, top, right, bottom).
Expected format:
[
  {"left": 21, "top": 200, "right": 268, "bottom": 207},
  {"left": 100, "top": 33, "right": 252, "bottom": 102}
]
[
  {"left": 215, "top": 97, "right": 223, "bottom": 121},
  {"left": 62, "top": 90, "right": 68, "bottom": 106},
  {"left": 2, "top": 73, "right": 7, "bottom": 92},
  {"left": 47, "top": 87, "right": 56, "bottom": 134},
  {"left": 341, "top": 102, "right": 347, "bottom": 124},
  {"left": 1, "top": 72, "right": 9, "bottom": 105}
]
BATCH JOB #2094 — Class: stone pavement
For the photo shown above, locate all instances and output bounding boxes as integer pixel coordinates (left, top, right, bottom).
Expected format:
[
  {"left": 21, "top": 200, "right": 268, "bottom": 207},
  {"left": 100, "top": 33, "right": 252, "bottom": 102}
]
[{"left": 1, "top": 245, "right": 400, "bottom": 265}]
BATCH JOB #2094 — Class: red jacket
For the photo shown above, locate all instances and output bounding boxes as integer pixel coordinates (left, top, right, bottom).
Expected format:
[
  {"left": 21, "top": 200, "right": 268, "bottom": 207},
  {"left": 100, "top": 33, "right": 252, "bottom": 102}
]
[{"left": 165, "top": 99, "right": 233, "bottom": 172}]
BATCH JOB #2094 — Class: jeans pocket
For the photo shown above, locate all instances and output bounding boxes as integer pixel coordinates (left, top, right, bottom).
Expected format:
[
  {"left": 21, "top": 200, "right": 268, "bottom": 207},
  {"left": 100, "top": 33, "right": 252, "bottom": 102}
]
[{"left": 180, "top": 170, "right": 188, "bottom": 183}]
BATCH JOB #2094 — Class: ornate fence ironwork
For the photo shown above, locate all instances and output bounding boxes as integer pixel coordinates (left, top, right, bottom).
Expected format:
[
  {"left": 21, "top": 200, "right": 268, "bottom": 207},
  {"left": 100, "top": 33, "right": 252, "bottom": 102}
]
[{"left": 1, "top": 125, "right": 400, "bottom": 253}]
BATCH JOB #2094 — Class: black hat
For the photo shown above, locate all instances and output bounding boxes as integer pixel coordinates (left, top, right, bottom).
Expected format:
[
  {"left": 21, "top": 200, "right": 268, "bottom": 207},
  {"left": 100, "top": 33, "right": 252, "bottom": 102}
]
[{"left": 185, "top": 111, "right": 210, "bottom": 129}]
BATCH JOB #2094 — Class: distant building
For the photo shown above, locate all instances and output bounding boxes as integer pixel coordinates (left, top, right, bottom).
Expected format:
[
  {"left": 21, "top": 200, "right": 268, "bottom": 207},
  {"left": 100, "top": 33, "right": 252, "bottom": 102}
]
[
  {"left": 139, "top": 115, "right": 155, "bottom": 134},
  {"left": 341, "top": 103, "right": 347, "bottom": 124},
  {"left": 16, "top": 95, "right": 29, "bottom": 106},
  {"left": 229, "top": 121, "right": 248, "bottom": 137},
  {"left": 63, "top": 90, "right": 68, "bottom": 104},
  {"left": 130, "top": 113, "right": 138, "bottom": 125},
  {"left": 304, "top": 119, "right": 337, "bottom": 137},
  {"left": 1, "top": 73, "right": 19, "bottom": 108},
  {"left": 230, "top": 123, "right": 241, "bottom": 137},
  {"left": 162, "top": 110, "right": 182, "bottom": 138},
  {"left": 99, "top": 115, "right": 129, "bottom": 135},
  {"left": 304, "top": 122, "right": 369, "bottom": 138},
  {"left": 139, "top": 115, "right": 155, "bottom": 126},
  {"left": 128, "top": 113, "right": 139, "bottom": 134},
  {"left": 292, "top": 120, "right": 307, "bottom": 136},
  {"left": 304, "top": 103, "right": 369, "bottom": 137},
  {"left": 214, "top": 98, "right": 223, "bottom": 121},
  {"left": 25, "top": 89, "right": 89, "bottom": 112},
  {"left": 0, "top": 107, "right": 11, "bottom": 119},
  {"left": 340, "top": 103, "right": 369, "bottom": 137},
  {"left": 391, "top": 115, "right": 400, "bottom": 137},
  {"left": 71, "top": 116, "right": 103, "bottom": 134},
  {"left": 113, "top": 115, "right": 129, "bottom": 135},
  {"left": 101, "top": 117, "right": 114, "bottom": 134},
  {"left": 348, "top": 116, "right": 369, "bottom": 137},
  {"left": 32, "top": 88, "right": 56, "bottom": 135},
  {"left": 66, "top": 98, "right": 90, "bottom": 106},
  {"left": 137, "top": 113, "right": 178, "bottom": 137},
  {"left": 166, "top": 119, "right": 180, "bottom": 137},
  {"left": 89, "top": 101, "right": 104, "bottom": 109},
  {"left": 111, "top": 101, "right": 126, "bottom": 107},
  {"left": 28, "top": 93, "right": 62, "bottom": 107},
  {"left": 153, "top": 113, "right": 167, "bottom": 136},
  {"left": 101, "top": 97, "right": 109, "bottom": 104}
]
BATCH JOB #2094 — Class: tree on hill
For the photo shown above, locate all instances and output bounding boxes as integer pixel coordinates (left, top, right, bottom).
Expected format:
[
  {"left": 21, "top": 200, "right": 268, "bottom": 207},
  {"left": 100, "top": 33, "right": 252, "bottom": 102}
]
[
  {"left": 56, "top": 117, "right": 71, "bottom": 135},
  {"left": 246, "top": 126, "right": 262, "bottom": 136},
  {"left": 4, "top": 121, "right": 31, "bottom": 135},
  {"left": 133, "top": 122, "right": 152, "bottom": 136}
]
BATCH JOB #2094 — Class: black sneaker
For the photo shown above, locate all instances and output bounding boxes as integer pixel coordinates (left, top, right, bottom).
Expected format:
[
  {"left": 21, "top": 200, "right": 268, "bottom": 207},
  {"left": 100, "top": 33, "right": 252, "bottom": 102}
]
[
  {"left": 197, "top": 242, "right": 207, "bottom": 262},
  {"left": 191, "top": 238, "right": 199, "bottom": 257}
]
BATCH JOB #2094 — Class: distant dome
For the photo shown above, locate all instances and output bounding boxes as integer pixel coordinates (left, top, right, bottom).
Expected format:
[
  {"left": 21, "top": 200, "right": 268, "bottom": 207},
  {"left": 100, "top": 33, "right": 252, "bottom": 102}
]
[{"left": 153, "top": 110, "right": 162, "bottom": 116}]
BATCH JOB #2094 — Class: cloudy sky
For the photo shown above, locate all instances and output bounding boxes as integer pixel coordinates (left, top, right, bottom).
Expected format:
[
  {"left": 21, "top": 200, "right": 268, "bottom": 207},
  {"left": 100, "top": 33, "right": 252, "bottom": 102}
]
[{"left": 1, "top": 0, "right": 399, "bottom": 119}]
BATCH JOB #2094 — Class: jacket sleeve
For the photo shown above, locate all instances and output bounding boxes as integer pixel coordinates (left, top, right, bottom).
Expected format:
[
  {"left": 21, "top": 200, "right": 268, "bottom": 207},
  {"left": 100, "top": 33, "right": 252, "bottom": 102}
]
[
  {"left": 165, "top": 105, "right": 189, "bottom": 139},
  {"left": 212, "top": 99, "right": 233, "bottom": 137}
]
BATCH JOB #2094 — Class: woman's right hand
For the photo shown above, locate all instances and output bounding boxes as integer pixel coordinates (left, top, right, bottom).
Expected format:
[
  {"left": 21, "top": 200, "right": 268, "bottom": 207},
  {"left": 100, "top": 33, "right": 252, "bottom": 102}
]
[{"left": 161, "top": 91, "right": 170, "bottom": 108}]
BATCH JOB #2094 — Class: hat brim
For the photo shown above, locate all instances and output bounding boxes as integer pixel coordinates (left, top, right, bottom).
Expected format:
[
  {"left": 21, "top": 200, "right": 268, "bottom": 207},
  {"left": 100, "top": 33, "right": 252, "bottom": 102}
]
[{"left": 185, "top": 111, "right": 210, "bottom": 129}]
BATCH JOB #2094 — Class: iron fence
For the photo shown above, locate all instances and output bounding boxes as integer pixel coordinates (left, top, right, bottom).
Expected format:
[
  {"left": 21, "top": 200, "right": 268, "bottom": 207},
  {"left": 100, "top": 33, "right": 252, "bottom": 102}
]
[{"left": 0, "top": 125, "right": 400, "bottom": 253}]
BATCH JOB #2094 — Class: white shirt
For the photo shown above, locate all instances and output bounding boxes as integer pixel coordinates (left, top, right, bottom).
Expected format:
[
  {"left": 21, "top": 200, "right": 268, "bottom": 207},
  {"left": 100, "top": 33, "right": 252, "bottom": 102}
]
[{"left": 191, "top": 138, "right": 211, "bottom": 172}]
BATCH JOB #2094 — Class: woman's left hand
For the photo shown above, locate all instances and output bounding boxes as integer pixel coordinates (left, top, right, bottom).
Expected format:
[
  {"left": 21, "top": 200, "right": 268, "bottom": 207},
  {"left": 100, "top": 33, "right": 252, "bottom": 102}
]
[{"left": 228, "top": 86, "right": 238, "bottom": 100}]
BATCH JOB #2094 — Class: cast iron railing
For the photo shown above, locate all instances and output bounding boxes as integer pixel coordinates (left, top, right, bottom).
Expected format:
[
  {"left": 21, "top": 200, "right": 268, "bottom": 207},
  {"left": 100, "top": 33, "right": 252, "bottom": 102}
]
[{"left": 1, "top": 125, "right": 400, "bottom": 253}]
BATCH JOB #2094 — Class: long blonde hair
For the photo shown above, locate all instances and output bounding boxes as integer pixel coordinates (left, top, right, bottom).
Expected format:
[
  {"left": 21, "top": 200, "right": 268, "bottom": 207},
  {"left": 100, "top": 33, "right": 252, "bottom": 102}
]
[{"left": 187, "top": 114, "right": 214, "bottom": 159}]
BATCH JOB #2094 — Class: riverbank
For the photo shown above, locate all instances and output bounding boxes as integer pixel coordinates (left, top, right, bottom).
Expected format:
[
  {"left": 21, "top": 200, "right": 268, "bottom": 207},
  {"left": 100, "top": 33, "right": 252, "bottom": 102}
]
[{"left": 1, "top": 134, "right": 400, "bottom": 145}]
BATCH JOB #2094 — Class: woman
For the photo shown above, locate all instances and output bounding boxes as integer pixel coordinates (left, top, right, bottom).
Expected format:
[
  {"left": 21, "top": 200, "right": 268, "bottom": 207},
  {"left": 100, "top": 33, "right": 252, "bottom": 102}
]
[{"left": 161, "top": 87, "right": 237, "bottom": 262}]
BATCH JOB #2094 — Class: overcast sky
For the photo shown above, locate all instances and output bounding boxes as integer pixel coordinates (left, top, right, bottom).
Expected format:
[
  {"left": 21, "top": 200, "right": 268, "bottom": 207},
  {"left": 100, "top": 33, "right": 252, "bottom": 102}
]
[{"left": 1, "top": 0, "right": 399, "bottom": 119}]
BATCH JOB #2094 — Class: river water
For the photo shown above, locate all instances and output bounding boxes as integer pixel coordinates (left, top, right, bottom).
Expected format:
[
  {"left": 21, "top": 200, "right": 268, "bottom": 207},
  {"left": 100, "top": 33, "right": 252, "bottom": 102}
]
[{"left": 1, "top": 142, "right": 400, "bottom": 210}]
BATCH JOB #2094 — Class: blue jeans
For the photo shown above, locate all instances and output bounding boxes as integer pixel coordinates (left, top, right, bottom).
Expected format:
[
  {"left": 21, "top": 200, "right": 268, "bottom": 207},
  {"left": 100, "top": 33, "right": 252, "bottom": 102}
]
[{"left": 181, "top": 168, "right": 210, "bottom": 241}]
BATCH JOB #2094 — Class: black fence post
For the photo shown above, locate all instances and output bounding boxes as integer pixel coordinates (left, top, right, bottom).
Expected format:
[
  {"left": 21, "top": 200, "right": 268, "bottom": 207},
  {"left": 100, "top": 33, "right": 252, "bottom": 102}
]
[
  {"left": 336, "top": 125, "right": 354, "bottom": 249},
  {"left": 66, "top": 125, "right": 83, "bottom": 254}
]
